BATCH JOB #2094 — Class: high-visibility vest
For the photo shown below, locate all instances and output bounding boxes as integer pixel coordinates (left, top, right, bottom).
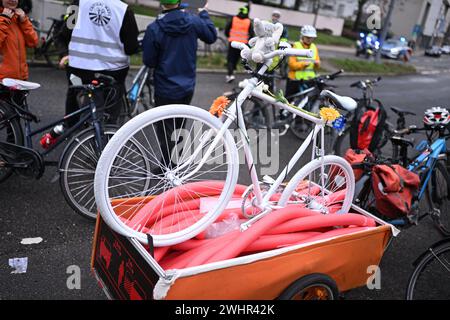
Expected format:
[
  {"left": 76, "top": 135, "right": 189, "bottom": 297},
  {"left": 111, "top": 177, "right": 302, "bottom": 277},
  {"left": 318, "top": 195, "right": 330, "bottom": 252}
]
[
  {"left": 228, "top": 16, "right": 251, "bottom": 44},
  {"left": 69, "top": 0, "right": 129, "bottom": 71},
  {"left": 291, "top": 42, "right": 319, "bottom": 80}
]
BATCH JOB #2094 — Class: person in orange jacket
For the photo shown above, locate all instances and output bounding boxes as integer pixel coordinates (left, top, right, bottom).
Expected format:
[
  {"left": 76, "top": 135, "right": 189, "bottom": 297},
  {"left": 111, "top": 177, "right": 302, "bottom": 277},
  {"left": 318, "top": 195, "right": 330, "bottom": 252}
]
[
  {"left": 285, "top": 25, "right": 320, "bottom": 97},
  {"left": 0, "top": 0, "right": 38, "bottom": 82}
]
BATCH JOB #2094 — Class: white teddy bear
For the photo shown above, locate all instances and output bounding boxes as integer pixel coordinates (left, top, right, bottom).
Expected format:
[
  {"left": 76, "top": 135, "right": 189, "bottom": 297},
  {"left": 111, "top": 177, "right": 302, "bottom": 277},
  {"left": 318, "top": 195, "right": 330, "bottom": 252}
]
[{"left": 241, "top": 18, "right": 284, "bottom": 64}]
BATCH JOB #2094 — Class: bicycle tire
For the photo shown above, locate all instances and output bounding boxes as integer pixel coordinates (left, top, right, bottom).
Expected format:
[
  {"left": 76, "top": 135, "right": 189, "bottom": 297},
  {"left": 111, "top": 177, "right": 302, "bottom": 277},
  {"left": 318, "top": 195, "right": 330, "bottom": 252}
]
[
  {"left": 278, "top": 274, "right": 339, "bottom": 300},
  {"left": 60, "top": 126, "right": 122, "bottom": 219},
  {"left": 0, "top": 103, "right": 24, "bottom": 182},
  {"left": 406, "top": 239, "right": 450, "bottom": 300},
  {"left": 42, "top": 37, "right": 66, "bottom": 68},
  {"left": 94, "top": 105, "right": 239, "bottom": 246},
  {"left": 332, "top": 126, "right": 351, "bottom": 157},
  {"left": 431, "top": 161, "right": 450, "bottom": 236},
  {"left": 278, "top": 155, "right": 355, "bottom": 215}
]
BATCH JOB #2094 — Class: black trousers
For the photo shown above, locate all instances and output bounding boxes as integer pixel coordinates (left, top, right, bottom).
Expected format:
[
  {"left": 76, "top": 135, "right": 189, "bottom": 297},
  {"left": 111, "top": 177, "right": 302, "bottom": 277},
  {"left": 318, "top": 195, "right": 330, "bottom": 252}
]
[
  {"left": 227, "top": 44, "right": 241, "bottom": 76},
  {"left": 65, "top": 66, "right": 128, "bottom": 127},
  {"left": 285, "top": 79, "right": 305, "bottom": 98},
  {"left": 154, "top": 93, "right": 194, "bottom": 167}
]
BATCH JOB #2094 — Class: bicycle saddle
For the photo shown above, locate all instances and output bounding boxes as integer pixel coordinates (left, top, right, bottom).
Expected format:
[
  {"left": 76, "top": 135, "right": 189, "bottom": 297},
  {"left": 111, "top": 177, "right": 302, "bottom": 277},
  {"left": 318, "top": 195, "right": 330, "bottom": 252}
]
[
  {"left": 320, "top": 90, "right": 358, "bottom": 112},
  {"left": 1, "top": 79, "right": 41, "bottom": 91},
  {"left": 391, "top": 106, "right": 416, "bottom": 116}
]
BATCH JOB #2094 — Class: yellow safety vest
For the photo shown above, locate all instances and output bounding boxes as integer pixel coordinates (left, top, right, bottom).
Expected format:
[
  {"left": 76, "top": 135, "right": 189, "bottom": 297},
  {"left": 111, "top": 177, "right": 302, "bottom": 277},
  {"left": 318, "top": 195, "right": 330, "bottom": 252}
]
[{"left": 292, "top": 42, "right": 319, "bottom": 80}]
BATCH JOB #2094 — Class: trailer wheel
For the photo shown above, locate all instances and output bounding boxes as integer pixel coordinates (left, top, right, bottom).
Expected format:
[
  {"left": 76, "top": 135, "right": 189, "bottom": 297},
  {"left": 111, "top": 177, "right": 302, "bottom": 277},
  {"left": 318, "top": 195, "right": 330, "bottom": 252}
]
[{"left": 278, "top": 274, "right": 339, "bottom": 300}]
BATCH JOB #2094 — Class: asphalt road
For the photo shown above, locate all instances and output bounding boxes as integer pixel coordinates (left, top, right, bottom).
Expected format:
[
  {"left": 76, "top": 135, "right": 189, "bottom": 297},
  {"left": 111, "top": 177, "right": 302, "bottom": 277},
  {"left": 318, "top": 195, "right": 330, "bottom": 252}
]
[{"left": 1, "top": 67, "right": 450, "bottom": 300}]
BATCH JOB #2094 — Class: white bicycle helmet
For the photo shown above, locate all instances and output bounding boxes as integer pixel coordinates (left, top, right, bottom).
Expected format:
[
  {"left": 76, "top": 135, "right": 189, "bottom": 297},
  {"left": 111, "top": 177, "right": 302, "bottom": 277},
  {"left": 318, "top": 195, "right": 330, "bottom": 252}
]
[
  {"left": 423, "top": 107, "right": 450, "bottom": 126},
  {"left": 301, "top": 25, "right": 317, "bottom": 38}
]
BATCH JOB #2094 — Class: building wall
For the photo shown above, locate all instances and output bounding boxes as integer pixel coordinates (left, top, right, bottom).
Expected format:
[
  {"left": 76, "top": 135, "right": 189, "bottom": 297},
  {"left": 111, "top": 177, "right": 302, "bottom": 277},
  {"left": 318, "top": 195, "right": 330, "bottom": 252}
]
[
  {"left": 31, "top": 0, "right": 154, "bottom": 32},
  {"left": 386, "top": 0, "right": 450, "bottom": 47},
  {"left": 389, "top": 0, "right": 425, "bottom": 38},
  {"left": 30, "top": 0, "right": 346, "bottom": 36},
  {"left": 308, "top": 0, "right": 358, "bottom": 19},
  {"left": 208, "top": 0, "right": 345, "bottom": 35}
]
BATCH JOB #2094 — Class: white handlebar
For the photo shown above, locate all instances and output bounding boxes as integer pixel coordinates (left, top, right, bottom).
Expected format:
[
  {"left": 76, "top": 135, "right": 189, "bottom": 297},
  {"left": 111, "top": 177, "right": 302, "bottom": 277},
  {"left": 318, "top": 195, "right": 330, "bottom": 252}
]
[
  {"left": 264, "top": 48, "right": 314, "bottom": 59},
  {"left": 230, "top": 41, "right": 313, "bottom": 61},
  {"left": 231, "top": 41, "right": 248, "bottom": 50}
]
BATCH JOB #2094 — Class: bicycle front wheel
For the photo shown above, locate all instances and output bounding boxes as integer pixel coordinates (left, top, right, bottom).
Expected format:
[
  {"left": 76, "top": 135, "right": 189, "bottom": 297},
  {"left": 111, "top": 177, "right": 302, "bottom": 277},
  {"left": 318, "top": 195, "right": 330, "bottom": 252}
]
[
  {"left": 94, "top": 105, "right": 239, "bottom": 246},
  {"left": 406, "top": 240, "right": 450, "bottom": 300},
  {"left": 278, "top": 155, "right": 355, "bottom": 214}
]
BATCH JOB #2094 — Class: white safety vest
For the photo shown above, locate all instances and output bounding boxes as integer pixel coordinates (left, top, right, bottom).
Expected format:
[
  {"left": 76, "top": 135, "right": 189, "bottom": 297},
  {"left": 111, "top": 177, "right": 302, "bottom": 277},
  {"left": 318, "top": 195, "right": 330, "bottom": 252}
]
[{"left": 69, "top": 0, "right": 129, "bottom": 71}]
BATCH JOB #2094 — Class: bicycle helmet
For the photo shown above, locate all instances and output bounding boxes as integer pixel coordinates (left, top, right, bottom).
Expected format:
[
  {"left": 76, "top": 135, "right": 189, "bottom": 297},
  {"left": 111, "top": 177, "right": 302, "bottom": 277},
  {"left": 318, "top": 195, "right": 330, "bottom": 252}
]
[
  {"left": 423, "top": 107, "right": 450, "bottom": 127},
  {"left": 160, "top": 0, "right": 180, "bottom": 5},
  {"left": 301, "top": 25, "right": 317, "bottom": 38}
]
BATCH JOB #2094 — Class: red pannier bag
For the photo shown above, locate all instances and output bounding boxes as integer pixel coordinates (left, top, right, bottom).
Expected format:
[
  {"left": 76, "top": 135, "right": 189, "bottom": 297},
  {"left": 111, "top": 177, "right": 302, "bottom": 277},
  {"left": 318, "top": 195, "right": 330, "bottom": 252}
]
[
  {"left": 371, "top": 164, "right": 420, "bottom": 218},
  {"left": 344, "top": 148, "right": 373, "bottom": 181}
]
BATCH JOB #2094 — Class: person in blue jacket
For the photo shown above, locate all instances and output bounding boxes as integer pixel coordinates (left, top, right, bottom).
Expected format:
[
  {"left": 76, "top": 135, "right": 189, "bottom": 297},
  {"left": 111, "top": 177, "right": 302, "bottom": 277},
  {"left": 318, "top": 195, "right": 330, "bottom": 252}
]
[{"left": 142, "top": 0, "right": 217, "bottom": 170}]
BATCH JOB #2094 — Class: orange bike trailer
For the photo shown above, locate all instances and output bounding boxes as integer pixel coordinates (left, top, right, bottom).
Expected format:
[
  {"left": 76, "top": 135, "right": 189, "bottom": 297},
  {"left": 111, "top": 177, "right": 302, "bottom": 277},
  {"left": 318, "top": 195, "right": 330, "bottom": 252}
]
[{"left": 91, "top": 199, "right": 398, "bottom": 300}]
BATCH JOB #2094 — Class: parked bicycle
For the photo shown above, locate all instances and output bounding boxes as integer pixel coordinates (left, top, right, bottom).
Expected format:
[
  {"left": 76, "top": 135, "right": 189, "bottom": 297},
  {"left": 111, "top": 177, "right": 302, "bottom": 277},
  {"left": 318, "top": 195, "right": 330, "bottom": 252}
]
[
  {"left": 94, "top": 39, "right": 357, "bottom": 247},
  {"left": 406, "top": 237, "right": 450, "bottom": 300},
  {"left": 30, "top": 16, "right": 67, "bottom": 68},
  {"left": 333, "top": 77, "right": 391, "bottom": 157},
  {"left": 352, "top": 107, "right": 450, "bottom": 236},
  {"left": 118, "top": 31, "right": 155, "bottom": 125},
  {"left": 224, "top": 69, "right": 348, "bottom": 153},
  {"left": 0, "top": 74, "right": 146, "bottom": 220}
]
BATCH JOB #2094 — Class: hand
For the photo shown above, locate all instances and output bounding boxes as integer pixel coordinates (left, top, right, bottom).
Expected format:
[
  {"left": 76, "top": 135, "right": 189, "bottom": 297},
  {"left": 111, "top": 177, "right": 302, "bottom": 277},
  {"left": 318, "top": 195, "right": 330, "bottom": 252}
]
[
  {"left": 314, "top": 60, "right": 320, "bottom": 67},
  {"left": 59, "top": 56, "right": 69, "bottom": 69},
  {"left": 14, "top": 8, "right": 26, "bottom": 22},
  {"left": 198, "top": 1, "right": 208, "bottom": 12},
  {"left": 2, "top": 8, "right": 14, "bottom": 19}
]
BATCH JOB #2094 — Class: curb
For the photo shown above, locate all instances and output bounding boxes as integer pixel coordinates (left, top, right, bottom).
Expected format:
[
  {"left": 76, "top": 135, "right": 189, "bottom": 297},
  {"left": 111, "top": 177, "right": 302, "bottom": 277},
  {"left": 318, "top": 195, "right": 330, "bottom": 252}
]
[
  {"left": 28, "top": 61, "right": 419, "bottom": 78},
  {"left": 419, "top": 69, "right": 450, "bottom": 75}
]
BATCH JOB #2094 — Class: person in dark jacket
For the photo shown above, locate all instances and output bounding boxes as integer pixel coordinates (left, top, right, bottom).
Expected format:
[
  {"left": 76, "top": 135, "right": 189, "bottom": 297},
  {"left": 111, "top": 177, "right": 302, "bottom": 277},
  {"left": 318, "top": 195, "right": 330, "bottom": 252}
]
[
  {"left": 59, "top": 0, "right": 140, "bottom": 127},
  {"left": 142, "top": 0, "right": 216, "bottom": 169},
  {"left": 142, "top": 0, "right": 216, "bottom": 106}
]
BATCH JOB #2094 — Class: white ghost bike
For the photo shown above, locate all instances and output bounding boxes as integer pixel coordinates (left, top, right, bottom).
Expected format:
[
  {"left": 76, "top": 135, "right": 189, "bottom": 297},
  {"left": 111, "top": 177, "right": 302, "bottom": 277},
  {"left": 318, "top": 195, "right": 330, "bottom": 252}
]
[{"left": 94, "top": 42, "right": 357, "bottom": 247}]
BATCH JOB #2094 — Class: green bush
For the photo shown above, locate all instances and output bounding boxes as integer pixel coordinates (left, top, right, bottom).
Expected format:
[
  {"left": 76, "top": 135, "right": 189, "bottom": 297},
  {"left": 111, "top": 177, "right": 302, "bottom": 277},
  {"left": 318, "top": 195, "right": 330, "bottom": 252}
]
[{"left": 329, "top": 58, "right": 416, "bottom": 74}]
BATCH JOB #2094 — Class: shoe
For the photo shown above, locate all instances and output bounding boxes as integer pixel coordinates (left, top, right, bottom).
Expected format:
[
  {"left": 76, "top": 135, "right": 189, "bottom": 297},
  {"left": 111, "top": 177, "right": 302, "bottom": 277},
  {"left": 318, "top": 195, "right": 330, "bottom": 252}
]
[{"left": 226, "top": 75, "right": 235, "bottom": 83}]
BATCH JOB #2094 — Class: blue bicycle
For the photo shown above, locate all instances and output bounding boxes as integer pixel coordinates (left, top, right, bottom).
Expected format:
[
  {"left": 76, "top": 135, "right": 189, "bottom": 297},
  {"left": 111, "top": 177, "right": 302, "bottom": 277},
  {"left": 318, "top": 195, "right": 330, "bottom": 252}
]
[{"left": 355, "top": 107, "right": 450, "bottom": 236}]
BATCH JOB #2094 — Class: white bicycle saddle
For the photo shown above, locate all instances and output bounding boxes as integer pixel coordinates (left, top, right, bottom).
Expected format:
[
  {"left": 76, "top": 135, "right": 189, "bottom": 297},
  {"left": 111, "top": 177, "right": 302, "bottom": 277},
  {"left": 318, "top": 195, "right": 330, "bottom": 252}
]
[
  {"left": 1, "top": 78, "right": 41, "bottom": 91},
  {"left": 321, "top": 90, "right": 357, "bottom": 112}
]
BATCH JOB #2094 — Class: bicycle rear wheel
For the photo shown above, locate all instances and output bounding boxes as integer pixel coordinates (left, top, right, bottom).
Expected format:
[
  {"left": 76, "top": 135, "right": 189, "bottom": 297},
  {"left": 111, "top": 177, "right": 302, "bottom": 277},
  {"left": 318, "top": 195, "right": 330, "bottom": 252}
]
[
  {"left": 94, "top": 105, "right": 239, "bottom": 246},
  {"left": 332, "top": 126, "right": 351, "bottom": 157},
  {"left": 406, "top": 240, "right": 450, "bottom": 300},
  {"left": 60, "top": 127, "right": 125, "bottom": 219},
  {"left": 0, "top": 103, "right": 24, "bottom": 182},
  {"left": 278, "top": 155, "right": 355, "bottom": 215},
  {"left": 430, "top": 161, "right": 450, "bottom": 236}
]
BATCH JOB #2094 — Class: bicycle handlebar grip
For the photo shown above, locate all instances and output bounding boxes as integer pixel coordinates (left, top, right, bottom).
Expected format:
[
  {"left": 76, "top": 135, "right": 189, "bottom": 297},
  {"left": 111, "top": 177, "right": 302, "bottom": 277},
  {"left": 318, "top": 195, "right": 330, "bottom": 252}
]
[
  {"left": 283, "top": 48, "right": 314, "bottom": 58},
  {"left": 332, "top": 69, "right": 344, "bottom": 78}
]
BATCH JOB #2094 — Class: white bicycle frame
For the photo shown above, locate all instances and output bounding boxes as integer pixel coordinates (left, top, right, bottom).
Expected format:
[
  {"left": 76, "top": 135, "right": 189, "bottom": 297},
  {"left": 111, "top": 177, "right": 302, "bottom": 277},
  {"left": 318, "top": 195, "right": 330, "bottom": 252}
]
[{"left": 172, "top": 49, "right": 331, "bottom": 226}]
